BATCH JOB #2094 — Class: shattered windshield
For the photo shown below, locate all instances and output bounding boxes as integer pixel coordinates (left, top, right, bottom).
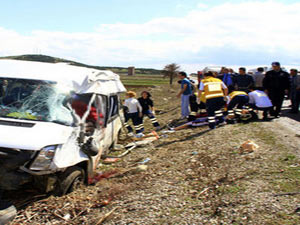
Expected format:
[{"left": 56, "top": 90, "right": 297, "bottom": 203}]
[{"left": 0, "top": 78, "right": 73, "bottom": 125}]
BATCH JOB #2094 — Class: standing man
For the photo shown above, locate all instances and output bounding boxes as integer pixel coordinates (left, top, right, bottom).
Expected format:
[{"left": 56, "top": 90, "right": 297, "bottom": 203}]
[
  {"left": 235, "top": 67, "right": 255, "bottom": 92},
  {"left": 198, "top": 71, "right": 228, "bottom": 129},
  {"left": 177, "top": 72, "right": 192, "bottom": 119},
  {"left": 252, "top": 67, "right": 265, "bottom": 90},
  {"left": 217, "top": 68, "right": 235, "bottom": 93},
  {"left": 289, "top": 69, "right": 300, "bottom": 114},
  {"left": 263, "top": 62, "right": 290, "bottom": 117}
]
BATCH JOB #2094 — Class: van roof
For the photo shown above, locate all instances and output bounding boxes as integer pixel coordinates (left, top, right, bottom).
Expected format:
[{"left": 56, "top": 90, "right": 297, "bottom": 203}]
[{"left": 0, "top": 59, "right": 126, "bottom": 95}]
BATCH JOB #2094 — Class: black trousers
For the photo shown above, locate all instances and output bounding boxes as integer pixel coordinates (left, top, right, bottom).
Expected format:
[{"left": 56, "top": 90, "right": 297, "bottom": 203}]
[
  {"left": 124, "top": 112, "right": 142, "bottom": 134},
  {"left": 268, "top": 91, "right": 285, "bottom": 116},
  {"left": 228, "top": 95, "right": 249, "bottom": 118},
  {"left": 206, "top": 97, "right": 225, "bottom": 129},
  {"left": 249, "top": 104, "right": 272, "bottom": 118}
]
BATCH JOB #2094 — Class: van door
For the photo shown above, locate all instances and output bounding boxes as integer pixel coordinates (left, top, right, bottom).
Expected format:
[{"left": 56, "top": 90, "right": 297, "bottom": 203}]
[{"left": 105, "top": 95, "right": 120, "bottom": 149}]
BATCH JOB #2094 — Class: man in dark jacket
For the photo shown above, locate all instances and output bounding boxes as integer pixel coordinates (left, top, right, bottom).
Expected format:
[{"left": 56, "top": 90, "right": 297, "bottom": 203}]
[
  {"left": 263, "top": 62, "right": 290, "bottom": 117},
  {"left": 289, "top": 69, "right": 300, "bottom": 114},
  {"left": 234, "top": 67, "right": 254, "bottom": 92}
]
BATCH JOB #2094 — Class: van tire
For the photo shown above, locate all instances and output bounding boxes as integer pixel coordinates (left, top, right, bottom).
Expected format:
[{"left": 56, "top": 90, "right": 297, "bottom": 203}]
[{"left": 55, "top": 166, "right": 85, "bottom": 196}]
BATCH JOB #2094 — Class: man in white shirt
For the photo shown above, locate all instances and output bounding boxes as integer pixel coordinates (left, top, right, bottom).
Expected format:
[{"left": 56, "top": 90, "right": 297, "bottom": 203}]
[{"left": 248, "top": 88, "right": 273, "bottom": 120}]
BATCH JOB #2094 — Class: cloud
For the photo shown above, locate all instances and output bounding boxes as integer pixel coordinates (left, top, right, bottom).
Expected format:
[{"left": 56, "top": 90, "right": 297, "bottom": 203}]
[
  {"left": 197, "top": 3, "right": 209, "bottom": 9},
  {"left": 0, "top": 1, "right": 300, "bottom": 72}
]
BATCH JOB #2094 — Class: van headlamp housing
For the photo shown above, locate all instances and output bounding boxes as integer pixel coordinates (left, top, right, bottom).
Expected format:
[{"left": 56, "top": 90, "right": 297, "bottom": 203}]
[{"left": 30, "top": 145, "right": 62, "bottom": 171}]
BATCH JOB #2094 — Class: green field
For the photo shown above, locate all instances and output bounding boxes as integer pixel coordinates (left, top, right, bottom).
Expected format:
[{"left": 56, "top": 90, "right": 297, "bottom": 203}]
[{"left": 120, "top": 74, "right": 169, "bottom": 86}]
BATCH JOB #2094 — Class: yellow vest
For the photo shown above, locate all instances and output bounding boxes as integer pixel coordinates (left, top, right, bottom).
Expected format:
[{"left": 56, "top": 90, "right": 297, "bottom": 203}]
[
  {"left": 195, "top": 92, "right": 206, "bottom": 103},
  {"left": 202, "top": 77, "right": 224, "bottom": 99},
  {"left": 229, "top": 91, "right": 248, "bottom": 100}
]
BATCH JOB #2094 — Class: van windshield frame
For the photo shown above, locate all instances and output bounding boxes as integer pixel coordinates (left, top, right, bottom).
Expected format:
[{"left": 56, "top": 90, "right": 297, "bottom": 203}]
[{"left": 0, "top": 77, "right": 74, "bottom": 126}]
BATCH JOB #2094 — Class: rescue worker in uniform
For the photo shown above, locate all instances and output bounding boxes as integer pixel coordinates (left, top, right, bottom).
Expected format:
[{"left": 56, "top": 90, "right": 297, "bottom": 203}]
[
  {"left": 226, "top": 91, "right": 252, "bottom": 122},
  {"left": 263, "top": 62, "right": 290, "bottom": 118},
  {"left": 188, "top": 93, "right": 198, "bottom": 121},
  {"left": 138, "top": 91, "right": 161, "bottom": 131},
  {"left": 123, "top": 91, "right": 144, "bottom": 137},
  {"left": 188, "top": 91, "right": 207, "bottom": 121},
  {"left": 198, "top": 71, "right": 228, "bottom": 129}
]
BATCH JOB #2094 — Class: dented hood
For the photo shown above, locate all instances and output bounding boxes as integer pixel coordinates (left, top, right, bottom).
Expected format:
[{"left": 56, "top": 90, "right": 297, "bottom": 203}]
[{"left": 0, "top": 119, "right": 74, "bottom": 150}]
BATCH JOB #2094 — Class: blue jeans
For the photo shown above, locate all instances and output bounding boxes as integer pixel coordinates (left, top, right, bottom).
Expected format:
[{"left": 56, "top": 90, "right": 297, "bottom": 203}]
[{"left": 181, "top": 94, "right": 190, "bottom": 117}]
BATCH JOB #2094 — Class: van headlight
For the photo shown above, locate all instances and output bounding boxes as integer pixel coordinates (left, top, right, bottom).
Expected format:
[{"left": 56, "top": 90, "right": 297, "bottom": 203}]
[{"left": 30, "top": 145, "right": 62, "bottom": 170}]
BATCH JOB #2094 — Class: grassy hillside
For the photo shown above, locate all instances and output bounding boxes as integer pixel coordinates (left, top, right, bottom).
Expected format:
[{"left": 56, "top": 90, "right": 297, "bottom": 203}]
[{"left": 0, "top": 54, "right": 162, "bottom": 75}]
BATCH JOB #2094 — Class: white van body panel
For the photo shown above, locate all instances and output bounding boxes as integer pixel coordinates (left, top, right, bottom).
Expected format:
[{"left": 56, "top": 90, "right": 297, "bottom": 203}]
[
  {"left": 0, "top": 119, "right": 73, "bottom": 150},
  {"left": 52, "top": 126, "right": 89, "bottom": 169},
  {"left": 0, "top": 60, "right": 126, "bottom": 95}
]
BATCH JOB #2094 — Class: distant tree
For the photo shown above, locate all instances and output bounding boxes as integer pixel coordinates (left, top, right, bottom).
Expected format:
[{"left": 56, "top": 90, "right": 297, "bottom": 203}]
[{"left": 162, "top": 63, "right": 181, "bottom": 85}]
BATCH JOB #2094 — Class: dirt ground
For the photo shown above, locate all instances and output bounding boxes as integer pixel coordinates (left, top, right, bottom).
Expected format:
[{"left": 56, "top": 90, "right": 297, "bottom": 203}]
[{"left": 8, "top": 84, "right": 300, "bottom": 224}]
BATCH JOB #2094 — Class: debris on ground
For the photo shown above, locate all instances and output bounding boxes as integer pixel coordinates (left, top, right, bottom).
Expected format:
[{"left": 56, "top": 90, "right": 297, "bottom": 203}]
[
  {"left": 239, "top": 140, "right": 259, "bottom": 154},
  {"left": 95, "top": 207, "right": 119, "bottom": 225},
  {"left": 103, "top": 158, "right": 121, "bottom": 164},
  {"left": 0, "top": 201, "right": 17, "bottom": 225},
  {"left": 138, "top": 158, "right": 151, "bottom": 164},
  {"left": 88, "top": 170, "right": 119, "bottom": 185}
]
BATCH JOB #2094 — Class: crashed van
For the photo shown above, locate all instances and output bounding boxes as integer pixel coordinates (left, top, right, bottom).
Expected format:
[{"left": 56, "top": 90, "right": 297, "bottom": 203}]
[{"left": 0, "top": 59, "right": 126, "bottom": 195}]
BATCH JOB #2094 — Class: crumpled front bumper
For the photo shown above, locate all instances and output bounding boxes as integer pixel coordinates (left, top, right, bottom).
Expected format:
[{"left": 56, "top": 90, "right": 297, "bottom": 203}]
[{"left": 0, "top": 147, "right": 33, "bottom": 190}]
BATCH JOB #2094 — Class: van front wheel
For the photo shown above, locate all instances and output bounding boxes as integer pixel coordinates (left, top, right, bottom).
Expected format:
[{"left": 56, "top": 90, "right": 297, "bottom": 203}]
[{"left": 55, "top": 166, "right": 85, "bottom": 196}]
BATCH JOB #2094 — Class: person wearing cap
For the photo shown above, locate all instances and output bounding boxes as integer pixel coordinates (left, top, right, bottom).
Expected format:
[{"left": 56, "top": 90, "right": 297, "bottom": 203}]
[
  {"left": 289, "top": 69, "right": 300, "bottom": 114},
  {"left": 263, "top": 62, "right": 290, "bottom": 117},
  {"left": 198, "top": 71, "right": 228, "bottom": 129},
  {"left": 234, "top": 67, "right": 254, "bottom": 92},
  {"left": 138, "top": 91, "right": 161, "bottom": 131},
  {"left": 177, "top": 71, "right": 192, "bottom": 119}
]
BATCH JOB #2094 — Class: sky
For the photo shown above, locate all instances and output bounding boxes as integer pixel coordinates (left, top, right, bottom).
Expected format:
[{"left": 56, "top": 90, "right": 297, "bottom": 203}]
[{"left": 0, "top": 0, "right": 300, "bottom": 73}]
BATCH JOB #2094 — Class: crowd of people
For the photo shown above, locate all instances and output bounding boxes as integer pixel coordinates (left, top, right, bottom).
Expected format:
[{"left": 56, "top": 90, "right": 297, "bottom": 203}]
[
  {"left": 123, "top": 61, "right": 299, "bottom": 136},
  {"left": 176, "top": 61, "right": 299, "bottom": 130}
]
